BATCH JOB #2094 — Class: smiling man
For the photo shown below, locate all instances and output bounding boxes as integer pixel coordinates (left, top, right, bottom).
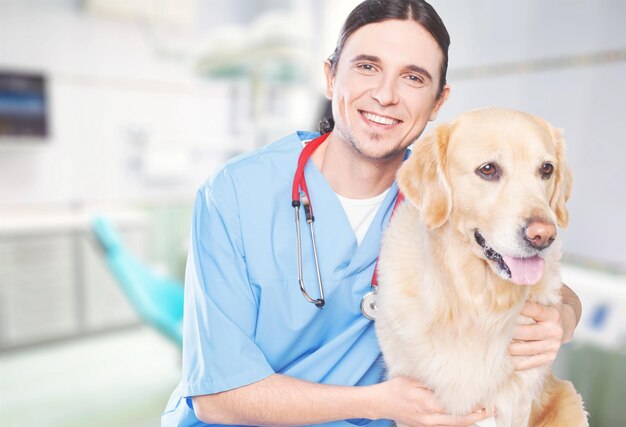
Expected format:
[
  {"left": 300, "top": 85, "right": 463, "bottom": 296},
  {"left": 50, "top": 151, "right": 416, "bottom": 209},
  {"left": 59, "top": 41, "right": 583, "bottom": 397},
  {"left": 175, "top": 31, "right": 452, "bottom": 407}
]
[
  {"left": 162, "top": 1, "right": 581, "bottom": 426},
  {"left": 313, "top": 18, "right": 449, "bottom": 201}
]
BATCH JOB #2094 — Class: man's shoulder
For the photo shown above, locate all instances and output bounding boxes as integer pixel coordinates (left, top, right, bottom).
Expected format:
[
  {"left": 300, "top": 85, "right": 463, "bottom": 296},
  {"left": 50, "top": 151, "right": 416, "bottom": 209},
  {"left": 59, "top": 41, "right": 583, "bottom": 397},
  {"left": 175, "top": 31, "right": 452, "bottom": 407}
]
[
  {"left": 225, "top": 130, "right": 319, "bottom": 171},
  {"left": 201, "top": 131, "right": 319, "bottom": 191}
]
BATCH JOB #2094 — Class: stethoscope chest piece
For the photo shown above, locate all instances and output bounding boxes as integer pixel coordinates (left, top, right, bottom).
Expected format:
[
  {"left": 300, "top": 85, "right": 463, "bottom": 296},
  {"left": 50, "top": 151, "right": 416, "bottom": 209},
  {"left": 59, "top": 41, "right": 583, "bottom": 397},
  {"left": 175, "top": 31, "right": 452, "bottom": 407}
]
[{"left": 360, "top": 290, "right": 378, "bottom": 321}]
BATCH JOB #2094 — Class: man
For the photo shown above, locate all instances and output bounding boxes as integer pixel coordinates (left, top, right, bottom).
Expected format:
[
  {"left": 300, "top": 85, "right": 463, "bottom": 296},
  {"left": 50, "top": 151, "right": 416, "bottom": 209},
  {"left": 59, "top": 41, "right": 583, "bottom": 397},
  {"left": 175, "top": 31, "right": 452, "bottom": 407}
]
[{"left": 162, "top": 1, "right": 582, "bottom": 426}]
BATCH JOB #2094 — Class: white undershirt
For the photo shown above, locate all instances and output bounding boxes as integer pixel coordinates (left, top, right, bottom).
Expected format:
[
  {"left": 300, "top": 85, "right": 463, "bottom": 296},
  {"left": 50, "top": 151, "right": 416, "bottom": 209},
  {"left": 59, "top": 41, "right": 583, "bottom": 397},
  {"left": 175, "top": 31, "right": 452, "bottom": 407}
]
[{"left": 336, "top": 189, "right": 390, "bottom": 245}]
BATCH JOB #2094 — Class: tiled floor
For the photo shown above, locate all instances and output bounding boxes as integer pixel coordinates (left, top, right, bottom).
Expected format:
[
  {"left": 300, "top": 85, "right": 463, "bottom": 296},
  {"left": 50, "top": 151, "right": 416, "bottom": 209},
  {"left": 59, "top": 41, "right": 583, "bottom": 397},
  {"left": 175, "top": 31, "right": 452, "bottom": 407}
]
[{"left": 0, "top": 326, "right": 181, "bottom": 427}]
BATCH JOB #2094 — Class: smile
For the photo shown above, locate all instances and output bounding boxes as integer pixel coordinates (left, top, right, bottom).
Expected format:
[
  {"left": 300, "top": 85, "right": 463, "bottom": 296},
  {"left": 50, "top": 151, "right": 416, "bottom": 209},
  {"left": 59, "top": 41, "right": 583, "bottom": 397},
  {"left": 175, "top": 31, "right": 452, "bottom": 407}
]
[
  {"left": 360, "top": 111, "right": 401, "bottom": 126},
  {"left": 474, "top": 230, "right": 545, "bottom": 285}
]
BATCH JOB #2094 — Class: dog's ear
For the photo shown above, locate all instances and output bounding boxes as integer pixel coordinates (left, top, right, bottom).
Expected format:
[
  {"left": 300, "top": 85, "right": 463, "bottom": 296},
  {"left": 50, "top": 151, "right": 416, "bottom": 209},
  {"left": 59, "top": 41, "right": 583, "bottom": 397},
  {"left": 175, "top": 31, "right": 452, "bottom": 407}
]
[
  {"left": 550, "top": 127, "right": 573, "bottom": 229},
  {"left": 397, "top": 124, "right": 452, "bottom": 229}
]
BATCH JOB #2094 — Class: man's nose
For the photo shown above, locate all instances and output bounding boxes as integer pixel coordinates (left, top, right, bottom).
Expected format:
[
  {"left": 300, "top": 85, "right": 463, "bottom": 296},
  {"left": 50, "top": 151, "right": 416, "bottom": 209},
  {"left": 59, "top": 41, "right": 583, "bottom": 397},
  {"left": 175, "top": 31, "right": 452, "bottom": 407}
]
[
  {"left": 523, "top": 219, "right": 556, "bottom": 250},
  {"left": 371, "top": 77, "right": 399, "bottom": 106}
]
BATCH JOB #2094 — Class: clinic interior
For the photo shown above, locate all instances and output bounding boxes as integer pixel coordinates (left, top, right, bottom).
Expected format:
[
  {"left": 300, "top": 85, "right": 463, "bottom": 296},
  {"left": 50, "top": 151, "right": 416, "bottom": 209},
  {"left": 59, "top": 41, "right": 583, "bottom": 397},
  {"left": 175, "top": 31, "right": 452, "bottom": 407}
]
[{"left": 0, "top": 0, "right": 625, "bottom": 426}]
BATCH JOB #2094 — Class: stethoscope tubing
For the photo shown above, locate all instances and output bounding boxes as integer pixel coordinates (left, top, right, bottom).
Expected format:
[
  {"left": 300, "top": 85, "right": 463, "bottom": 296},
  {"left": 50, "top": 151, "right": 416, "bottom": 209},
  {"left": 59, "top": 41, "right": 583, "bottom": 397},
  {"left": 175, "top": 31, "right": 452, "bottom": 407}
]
[
  {"left": 292, "top": 133, "right": 330, "bottom": 308},
  {"left": 294, "top": 202, "right": 325, "bottom": 307},
  {"left": 291, "top": 132, "right": 403, "bottom": 316}
]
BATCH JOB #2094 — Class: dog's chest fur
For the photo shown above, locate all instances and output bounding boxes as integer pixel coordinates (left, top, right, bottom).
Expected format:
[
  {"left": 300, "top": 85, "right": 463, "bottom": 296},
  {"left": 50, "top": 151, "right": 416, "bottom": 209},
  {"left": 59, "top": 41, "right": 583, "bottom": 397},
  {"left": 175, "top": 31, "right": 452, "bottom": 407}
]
[{"left": 376, "top": 203, "right": 562, "bottom": 420}]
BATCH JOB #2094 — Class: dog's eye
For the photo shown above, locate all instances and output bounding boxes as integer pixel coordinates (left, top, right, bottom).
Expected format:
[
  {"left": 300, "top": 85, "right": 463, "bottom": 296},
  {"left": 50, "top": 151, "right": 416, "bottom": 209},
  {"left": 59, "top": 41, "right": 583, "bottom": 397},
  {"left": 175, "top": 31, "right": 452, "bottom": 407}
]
[
  {"left": 540, "top": 162, "right": 554, "bottom": 179},
  {"left": 476, "top": 163, "right": 500, "bottom": 180}
]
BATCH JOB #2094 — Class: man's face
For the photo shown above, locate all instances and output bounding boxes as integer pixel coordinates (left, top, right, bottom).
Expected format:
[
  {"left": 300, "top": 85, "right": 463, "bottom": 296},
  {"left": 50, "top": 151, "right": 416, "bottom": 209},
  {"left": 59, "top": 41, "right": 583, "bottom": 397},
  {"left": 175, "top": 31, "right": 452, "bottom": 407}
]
[{"left": 324, "top": 19, "right": 449, "bottom": 162}]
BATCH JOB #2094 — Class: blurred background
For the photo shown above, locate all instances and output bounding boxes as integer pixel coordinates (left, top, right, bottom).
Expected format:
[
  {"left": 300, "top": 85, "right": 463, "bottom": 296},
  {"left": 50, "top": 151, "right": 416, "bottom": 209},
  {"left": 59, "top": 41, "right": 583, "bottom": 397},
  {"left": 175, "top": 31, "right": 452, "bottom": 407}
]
[{"left": 0, "top": 0, "right": 624, "bottom": 426}]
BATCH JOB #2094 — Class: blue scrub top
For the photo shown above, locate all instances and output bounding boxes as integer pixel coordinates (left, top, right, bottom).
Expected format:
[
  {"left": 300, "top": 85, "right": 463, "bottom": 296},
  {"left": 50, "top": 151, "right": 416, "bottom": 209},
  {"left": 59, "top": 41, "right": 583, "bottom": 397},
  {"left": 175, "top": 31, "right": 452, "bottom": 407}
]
[{"left": 162, "top": 131, "right": 399, "bottom": 427}]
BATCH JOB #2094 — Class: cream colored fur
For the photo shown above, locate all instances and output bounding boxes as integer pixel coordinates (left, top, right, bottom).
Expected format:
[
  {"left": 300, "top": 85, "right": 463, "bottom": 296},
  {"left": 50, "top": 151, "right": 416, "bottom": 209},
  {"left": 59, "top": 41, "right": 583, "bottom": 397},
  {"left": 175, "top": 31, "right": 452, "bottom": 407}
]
[{"left": 375, "top": 108, "right": 587, "bottom": 427}]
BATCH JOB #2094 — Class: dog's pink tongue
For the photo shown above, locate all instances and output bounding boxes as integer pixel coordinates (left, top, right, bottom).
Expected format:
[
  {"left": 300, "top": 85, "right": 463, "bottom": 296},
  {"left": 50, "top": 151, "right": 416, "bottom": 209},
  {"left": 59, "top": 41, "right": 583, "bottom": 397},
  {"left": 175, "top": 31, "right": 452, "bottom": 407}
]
[{"left": 503, "top": 256, "right": 545, "bottom": 285}]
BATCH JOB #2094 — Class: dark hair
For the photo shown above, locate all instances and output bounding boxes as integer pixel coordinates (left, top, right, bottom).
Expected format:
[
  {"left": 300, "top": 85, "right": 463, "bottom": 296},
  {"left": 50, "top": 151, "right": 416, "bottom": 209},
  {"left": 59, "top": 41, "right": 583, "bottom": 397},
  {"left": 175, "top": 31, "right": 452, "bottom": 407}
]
[{"left": 319, "top": 0, "right": 450, "bottom": 134}]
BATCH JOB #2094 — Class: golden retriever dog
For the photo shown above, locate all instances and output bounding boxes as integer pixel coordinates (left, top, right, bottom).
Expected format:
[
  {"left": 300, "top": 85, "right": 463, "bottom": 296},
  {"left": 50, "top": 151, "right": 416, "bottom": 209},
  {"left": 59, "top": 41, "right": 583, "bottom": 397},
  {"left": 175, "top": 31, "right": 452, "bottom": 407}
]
[{"left": 375, "top": 108, "right": 588, "bottom": 427}]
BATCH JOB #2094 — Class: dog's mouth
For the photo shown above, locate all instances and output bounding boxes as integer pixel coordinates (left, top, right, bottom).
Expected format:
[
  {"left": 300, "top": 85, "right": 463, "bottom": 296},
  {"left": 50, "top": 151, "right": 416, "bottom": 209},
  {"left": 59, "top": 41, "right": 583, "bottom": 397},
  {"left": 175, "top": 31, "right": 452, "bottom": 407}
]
[{"left": 474, "top": 230, "right": 545, "bottom": 285}]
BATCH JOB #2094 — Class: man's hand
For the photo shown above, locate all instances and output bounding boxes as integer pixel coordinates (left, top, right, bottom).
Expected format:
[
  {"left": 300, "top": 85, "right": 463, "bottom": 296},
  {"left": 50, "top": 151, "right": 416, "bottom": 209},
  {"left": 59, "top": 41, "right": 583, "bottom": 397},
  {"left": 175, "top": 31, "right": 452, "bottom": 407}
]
[
  {"left": 372, "top": 376, "right": 493, "bottom": 427},
  {"left": 509, "top": 284, "right": 582, "bottom": 370}
]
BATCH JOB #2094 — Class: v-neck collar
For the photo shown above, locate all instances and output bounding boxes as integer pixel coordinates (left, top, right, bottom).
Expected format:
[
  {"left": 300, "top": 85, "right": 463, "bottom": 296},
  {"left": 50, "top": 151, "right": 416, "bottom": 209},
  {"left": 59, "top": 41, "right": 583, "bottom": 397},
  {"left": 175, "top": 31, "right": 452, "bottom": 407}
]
[{"left": 301, "top": 157, "right": 400, "bottom": 281}]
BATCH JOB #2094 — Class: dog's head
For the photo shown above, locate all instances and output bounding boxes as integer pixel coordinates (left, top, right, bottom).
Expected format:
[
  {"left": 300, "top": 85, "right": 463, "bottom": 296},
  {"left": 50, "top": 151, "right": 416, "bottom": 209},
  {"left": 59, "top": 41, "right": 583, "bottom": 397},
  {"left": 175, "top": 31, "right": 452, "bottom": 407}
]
[{"left": 398, "top": 108, "right": 572, "bottom": 285}]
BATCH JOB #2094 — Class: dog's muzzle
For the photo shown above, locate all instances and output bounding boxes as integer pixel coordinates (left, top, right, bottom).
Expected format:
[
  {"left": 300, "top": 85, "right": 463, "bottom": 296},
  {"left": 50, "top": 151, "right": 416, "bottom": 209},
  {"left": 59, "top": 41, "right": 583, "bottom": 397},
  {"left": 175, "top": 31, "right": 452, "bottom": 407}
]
[{"left": 474, "top": 230, "right": 546, "bottom": 285}]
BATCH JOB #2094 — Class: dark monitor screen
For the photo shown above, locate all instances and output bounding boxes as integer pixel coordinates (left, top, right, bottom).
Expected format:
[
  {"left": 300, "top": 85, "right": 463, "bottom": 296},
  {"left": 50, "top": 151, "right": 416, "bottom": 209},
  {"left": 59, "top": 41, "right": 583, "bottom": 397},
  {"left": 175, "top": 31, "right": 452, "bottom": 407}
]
[{"left": 0, "top": 71, "right": 48, "bottom": 138}]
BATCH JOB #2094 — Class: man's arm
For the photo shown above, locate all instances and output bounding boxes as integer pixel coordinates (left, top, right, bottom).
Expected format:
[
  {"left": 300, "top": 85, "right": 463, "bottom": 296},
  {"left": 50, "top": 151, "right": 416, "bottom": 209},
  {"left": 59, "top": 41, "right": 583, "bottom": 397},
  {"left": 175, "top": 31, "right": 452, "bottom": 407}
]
[
  {"left": 559, "top": 283, "right": 582, "bottom": 343},
  {"left": 509, "top": 283, "right": 582, "bottom": 370},
  {"left": 192, "top": 374, "right": 492, "bottom": 426}
]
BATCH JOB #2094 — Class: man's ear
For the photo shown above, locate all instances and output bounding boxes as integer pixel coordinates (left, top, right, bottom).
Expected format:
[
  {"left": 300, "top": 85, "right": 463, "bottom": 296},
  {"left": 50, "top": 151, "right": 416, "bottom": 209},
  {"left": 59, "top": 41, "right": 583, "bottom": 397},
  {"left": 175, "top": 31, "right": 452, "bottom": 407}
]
[
  {"left": 549, "top": 127, "right": 573, "bottom": 229},
  {"left": 429, "top": 84, "right": 451, "bottom": 121},
  {"left": 323, "top": 60, "right": 334, "bottom": 100},
  {"left": 397, "top": 124, "right": 452, "bottom": 229}
]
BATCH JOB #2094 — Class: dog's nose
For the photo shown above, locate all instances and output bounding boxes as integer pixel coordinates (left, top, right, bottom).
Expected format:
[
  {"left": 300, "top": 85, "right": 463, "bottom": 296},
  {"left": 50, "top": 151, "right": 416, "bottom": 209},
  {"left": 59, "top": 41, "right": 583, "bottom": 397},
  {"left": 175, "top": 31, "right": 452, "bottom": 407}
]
[{"left": 524, "top": 220, "right": 556, "bottom": 250}]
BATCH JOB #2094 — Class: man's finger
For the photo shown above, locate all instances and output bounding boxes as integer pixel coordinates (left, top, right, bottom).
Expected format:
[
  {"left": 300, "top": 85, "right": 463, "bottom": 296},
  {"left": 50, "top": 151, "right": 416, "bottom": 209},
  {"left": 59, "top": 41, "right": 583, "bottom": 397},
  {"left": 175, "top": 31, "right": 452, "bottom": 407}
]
[
  {"left": 511, "top": 352, "right": 557, "bottom": 370},
  {"left": 514, "top": 322, "right": 563, "bottom": 342},
  {"left": 509, "top": 339, "right": 560, "bottom": 356},
  {"left": 519, "top": 301, "right": 558, "bottom": 322},
  {"left": 513, "top": 323, "right": 544, "bottom": 341}
]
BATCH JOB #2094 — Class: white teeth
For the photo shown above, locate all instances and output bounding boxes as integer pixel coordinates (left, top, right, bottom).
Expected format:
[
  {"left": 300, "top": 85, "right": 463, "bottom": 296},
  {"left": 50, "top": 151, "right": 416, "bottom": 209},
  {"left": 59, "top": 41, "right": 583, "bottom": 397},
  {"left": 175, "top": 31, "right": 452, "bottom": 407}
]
[{"left": 363, "top": 112, "right": 399, "bottom": 125}]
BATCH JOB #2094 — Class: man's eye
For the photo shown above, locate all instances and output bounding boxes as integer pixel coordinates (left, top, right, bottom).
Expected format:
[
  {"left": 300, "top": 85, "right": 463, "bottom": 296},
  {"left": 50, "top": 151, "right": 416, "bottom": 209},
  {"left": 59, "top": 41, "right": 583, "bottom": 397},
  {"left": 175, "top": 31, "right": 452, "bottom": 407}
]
[
  {"left": 407, "top": 75, "right": 424, "bottom": 83},
  {"left": 358, "top": 64, "right": 375, "bottom": 71},
  {"left": 476, "top": 162, "right": 500, "bottom": 181}
]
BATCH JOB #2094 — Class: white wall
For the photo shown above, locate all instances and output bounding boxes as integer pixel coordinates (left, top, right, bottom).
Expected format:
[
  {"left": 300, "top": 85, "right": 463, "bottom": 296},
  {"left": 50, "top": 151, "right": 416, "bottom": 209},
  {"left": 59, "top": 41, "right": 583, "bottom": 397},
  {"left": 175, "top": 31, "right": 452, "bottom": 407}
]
[
  {"left": 0, "top": 1, "right": 322, "bottom": 210},
  {"left": 0, "top": 1, "right": 239, "bottom": 208}
]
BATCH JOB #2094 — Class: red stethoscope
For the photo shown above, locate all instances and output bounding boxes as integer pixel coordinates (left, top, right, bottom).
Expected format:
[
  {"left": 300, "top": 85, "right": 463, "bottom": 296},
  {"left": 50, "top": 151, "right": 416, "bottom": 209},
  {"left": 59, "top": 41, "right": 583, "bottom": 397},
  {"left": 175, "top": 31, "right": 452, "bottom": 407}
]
[{"left": 291, "top": 132, "right": 404, "bottom": 320}]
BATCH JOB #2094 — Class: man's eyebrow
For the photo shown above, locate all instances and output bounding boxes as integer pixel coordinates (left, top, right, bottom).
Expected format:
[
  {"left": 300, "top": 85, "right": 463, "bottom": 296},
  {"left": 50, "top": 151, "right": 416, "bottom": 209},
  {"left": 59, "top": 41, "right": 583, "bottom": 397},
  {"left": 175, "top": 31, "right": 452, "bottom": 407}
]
[{"left": 351, "top": 54, "right": 381, "bottom": 64}]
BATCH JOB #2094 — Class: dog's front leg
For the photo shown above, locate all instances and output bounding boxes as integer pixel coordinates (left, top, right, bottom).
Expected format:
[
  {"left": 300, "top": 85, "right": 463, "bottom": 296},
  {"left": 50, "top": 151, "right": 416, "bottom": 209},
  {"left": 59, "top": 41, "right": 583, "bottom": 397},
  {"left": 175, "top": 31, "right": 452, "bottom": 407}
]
[
  {"left": 511, "top": 399, "right": 533, "bottom": 427},
  {"left": 491, "top": 387, "right": 533, "bottom": 427}
]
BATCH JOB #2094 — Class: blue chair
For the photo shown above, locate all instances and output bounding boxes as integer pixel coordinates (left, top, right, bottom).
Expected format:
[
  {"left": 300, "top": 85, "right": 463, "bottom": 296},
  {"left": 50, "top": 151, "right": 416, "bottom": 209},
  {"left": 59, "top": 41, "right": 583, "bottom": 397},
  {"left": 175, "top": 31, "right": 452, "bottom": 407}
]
[{"left": 91, "top": 216, "right": 184, "bottom": 346}]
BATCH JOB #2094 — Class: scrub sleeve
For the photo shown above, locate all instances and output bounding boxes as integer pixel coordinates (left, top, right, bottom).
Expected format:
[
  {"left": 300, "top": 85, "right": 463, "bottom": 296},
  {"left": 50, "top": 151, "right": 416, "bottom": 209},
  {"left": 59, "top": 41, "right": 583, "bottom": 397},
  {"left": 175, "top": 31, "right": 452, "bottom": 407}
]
[{"left": 167, "top": 170, "right": 275, "bottom": 414}]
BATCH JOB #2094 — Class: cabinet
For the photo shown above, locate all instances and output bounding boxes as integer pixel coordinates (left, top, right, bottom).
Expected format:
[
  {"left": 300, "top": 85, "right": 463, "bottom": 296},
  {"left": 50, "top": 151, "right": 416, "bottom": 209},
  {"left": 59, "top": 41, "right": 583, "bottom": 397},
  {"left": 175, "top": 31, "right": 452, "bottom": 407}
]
[{"left": 0, "top": 212, "right": 146, "bottom": 350}]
